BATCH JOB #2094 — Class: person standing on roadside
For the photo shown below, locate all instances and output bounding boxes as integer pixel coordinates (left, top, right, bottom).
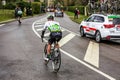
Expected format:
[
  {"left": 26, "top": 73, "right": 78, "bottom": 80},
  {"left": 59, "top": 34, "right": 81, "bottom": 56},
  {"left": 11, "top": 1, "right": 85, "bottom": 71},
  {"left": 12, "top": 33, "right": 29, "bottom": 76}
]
[
  {"left": 77, "top": 10, "right": 80, "bottom": 18},
  {"left": 74, "top": 8, "right": 78, "bottom": 19}
]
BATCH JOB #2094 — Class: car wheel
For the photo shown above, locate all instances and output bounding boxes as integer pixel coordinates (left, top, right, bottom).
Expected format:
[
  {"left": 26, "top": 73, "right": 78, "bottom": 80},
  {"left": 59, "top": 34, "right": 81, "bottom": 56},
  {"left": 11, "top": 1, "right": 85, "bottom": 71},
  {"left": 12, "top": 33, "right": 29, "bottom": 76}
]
[
  {"left": 80, "top": 27, "right": 85, "bottom": 37},
  {"left": 95, "top": 31, "right": 101, "bottom": 42}
]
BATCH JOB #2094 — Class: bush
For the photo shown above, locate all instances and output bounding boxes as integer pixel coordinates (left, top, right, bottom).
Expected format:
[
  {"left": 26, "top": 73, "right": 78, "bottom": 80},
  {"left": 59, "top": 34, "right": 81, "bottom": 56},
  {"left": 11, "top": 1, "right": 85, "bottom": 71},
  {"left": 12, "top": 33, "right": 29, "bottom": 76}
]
[
  {"left": 16, "top": 1, "right": 27, "bottom": 12},
  {"left": 31, "top": 2, "right": 41, "bottom": 14}
]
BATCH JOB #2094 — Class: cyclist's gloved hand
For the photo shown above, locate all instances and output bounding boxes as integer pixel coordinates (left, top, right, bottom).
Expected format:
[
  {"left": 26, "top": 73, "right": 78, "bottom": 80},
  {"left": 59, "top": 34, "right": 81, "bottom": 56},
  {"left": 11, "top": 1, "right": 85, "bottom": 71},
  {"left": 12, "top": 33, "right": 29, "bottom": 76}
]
[{"left": 41, "top": 30, "right": 45, "bottom": 38}]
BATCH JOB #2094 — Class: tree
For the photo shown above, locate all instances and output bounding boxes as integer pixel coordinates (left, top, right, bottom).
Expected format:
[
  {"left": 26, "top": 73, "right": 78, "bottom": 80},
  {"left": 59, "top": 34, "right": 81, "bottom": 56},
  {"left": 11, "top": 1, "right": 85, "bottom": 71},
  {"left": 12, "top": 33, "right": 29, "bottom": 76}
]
[
  {"left": 5, "top": 0, "right": 22, "bottom": 3},
  {"left": 75, "top": 0, "right": 88, "bottom": 6},
  {"left": 34, "top": 0, "right": 40, "bottom": 2}
]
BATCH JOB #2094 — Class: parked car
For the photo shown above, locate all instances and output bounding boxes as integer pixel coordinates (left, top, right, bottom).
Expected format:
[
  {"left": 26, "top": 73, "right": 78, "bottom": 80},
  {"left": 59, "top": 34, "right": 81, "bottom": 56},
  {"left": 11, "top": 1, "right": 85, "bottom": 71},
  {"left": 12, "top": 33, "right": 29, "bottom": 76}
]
[
  {"left": 79, "top": 14, "right": 120, "bottom": 42},
  {"left": 54, "top": 9, "right": 64, "bottom": 17}
]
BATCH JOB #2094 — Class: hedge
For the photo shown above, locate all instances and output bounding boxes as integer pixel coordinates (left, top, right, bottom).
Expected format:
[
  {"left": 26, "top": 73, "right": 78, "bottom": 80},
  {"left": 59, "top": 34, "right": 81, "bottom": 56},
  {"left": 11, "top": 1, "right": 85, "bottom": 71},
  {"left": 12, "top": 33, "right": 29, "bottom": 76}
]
[
  {"left": 31, "top": 2, "right": 41, "bottom": 14},
  {"left": 4, "top": 3, "right": 16, "bottom": 10}
]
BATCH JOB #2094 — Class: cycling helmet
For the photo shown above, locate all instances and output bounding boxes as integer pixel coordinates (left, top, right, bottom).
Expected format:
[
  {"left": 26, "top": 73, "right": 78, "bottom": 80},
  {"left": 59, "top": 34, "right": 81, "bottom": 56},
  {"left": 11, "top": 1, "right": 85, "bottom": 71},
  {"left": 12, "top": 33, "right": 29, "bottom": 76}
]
[{"left": 47, "top": 15, "right": 54, "bottom": 20}]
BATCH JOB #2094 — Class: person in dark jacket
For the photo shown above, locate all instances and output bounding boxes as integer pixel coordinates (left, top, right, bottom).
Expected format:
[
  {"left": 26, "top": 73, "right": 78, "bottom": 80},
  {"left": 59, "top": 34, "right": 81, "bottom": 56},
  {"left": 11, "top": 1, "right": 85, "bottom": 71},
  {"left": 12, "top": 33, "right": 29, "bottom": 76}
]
[
  {"left": 15, "top": 5, "right": 22, "bottom": 24},
  {"left": 74, "top": 8, "right": 78, "bottom": 19}
]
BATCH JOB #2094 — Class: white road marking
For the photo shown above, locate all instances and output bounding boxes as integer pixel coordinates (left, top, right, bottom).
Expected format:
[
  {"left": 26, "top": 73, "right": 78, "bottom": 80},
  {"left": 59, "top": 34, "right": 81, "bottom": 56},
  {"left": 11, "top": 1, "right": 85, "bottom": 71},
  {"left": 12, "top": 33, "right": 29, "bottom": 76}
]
[
  {"left": 84, "top": 41, "right": 99, "bottom": 68},
  {"left": 62, "top": 27, "right": 80, "bottom": 36},
  {"left": 0, "top": 24, "right": 5, "bottom": 26},
  {"left": 34, "top": 25, "right": 44, "bottom": 28},
  {"left": 59, "top": 33, "right": 75, "bottom": 47},
  {"left": 60, "top": 49, "right": 116, "bottom": 80},
  {"left": 32, "top": 21, "right": 41, "bottom": 38},
  {"left": 36, "top": 28, "right": 43, "bottom": 31},
  {"left": 44, "top": 33, "right": 50, "bottom": 36},
  {"left": 32, "top": 19, "right": 116, "bottom": 80}
]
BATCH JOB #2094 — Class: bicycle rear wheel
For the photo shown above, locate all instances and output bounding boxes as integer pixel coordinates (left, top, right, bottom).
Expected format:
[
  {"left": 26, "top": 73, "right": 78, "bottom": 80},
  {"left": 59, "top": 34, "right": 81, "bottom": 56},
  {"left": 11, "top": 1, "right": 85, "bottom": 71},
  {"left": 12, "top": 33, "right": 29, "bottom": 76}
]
[{"left": 52, "top": 49, "right": 61, "bottom": 72}]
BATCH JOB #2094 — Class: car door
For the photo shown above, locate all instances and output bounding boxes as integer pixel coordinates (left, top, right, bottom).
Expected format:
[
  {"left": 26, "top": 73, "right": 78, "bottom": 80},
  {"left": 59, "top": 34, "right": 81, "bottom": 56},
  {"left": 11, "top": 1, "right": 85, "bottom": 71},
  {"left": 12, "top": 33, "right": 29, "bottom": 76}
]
[
  {"left": 84, "top": 15, "right": 95, "bottom": 35},
  {"left": 90, "top": 16, "right": 105, "bottom": 35}
]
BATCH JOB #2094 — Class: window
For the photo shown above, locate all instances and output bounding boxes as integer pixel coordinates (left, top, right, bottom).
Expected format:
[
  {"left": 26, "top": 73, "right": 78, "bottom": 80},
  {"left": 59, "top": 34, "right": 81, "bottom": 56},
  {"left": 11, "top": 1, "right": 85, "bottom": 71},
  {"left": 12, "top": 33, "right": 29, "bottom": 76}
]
[
  {"left": 113, "top": 18, "right": 120, "bottom": 25},
  {"left": 86, "top": 16, "right": 95, "bottom": 22},
  {"left": 94, "top": 16, "right": 104, "bottom": 22}
]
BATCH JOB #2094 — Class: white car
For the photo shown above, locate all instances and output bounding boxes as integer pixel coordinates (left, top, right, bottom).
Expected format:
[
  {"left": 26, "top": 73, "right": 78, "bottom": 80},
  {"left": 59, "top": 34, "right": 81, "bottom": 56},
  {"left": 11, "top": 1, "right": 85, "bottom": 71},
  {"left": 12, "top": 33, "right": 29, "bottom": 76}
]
[{"left": 79, "top": 14, "right": 120, "bottom": 42}]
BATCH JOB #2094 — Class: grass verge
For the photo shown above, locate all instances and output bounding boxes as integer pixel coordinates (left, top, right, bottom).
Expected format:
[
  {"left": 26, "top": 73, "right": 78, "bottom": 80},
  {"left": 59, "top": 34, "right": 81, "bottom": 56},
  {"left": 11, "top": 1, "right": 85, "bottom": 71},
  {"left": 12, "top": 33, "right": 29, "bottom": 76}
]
[
  {"left": 65, "top": 11, "right": 88, "bottom": 24},
  {"left": 0, "top": 9, "right": 15, "bottom": 22}
]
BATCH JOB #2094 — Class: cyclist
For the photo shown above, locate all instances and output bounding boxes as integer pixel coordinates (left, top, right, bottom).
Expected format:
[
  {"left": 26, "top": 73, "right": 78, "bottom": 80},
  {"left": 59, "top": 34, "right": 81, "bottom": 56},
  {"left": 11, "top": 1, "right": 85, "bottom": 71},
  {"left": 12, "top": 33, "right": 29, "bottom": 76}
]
[
  {"left": 41, "top": 15, "right": 62, "bottom": 60},
  {"left": 15, "top": 6, "right": 22, "bottom": 24}
]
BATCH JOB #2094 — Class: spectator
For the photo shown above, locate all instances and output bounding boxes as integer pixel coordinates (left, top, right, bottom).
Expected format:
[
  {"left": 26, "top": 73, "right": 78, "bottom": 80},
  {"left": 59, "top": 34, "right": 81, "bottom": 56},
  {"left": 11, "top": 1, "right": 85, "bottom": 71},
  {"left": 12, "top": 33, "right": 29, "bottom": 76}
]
[{"left": 74, "top": 8, "right": 78, "bottom": 19}]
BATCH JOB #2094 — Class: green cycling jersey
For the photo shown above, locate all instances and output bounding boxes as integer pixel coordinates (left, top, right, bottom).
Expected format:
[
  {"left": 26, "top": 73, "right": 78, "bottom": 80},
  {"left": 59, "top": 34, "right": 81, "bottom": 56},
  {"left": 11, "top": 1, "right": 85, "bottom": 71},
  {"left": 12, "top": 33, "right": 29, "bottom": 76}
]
[{"left": 48, "top": 24, "right": 61, "bottom": 32}]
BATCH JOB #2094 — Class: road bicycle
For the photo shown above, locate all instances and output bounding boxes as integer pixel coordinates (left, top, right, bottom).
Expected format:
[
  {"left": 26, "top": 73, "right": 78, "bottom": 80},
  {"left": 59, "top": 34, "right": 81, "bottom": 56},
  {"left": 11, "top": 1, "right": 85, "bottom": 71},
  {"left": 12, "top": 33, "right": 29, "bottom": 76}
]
[{"left": 41, "top": 36, "right": 61, "bottom": 72}]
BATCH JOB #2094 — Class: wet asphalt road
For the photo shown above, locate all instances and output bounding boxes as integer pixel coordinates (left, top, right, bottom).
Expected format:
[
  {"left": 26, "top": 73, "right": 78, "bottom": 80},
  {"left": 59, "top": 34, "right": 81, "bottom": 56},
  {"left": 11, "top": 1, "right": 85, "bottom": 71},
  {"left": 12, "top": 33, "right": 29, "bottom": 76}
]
[{"left": 0, "top": 12, "right": 120, "bottom": 80}]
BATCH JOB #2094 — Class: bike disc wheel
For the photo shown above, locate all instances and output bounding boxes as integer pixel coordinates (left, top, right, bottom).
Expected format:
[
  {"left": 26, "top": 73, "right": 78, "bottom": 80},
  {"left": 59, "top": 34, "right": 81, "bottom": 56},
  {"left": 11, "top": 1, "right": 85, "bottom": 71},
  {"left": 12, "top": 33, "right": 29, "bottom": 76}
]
[{"left": 52, "top": 50, "right": 61, "bottom": 72}]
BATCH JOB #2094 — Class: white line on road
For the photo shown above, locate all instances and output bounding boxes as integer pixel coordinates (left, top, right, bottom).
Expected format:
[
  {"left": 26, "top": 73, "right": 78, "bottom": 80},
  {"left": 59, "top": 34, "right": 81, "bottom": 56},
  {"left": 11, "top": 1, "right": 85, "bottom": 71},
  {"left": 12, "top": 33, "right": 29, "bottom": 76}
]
[
  {"left": 34, "top": 25, "right": 44, "bottom": 28},
  {"left": 36, "top": 28, "right": 43, "bottom": 31},
  {"left": 60, "top": 49, "right": 116, "bottom": 80},
  {"left": 84, "top": 41, "right": 99, "bottom": 68},
  {"left": 59, "top": 33, "right": 75, "bottom": 47},
  {"left": 0, "top": 24, "right": 5, "bottom": 27},
  {"left": 44, "top": 32, "right": 50, "bottom": 36},
  {"left": 32, "top": 21, "right": 41, "bottom": 38},
  {"left": 62, "top": 27, "right": 80, "bottom": 36}
]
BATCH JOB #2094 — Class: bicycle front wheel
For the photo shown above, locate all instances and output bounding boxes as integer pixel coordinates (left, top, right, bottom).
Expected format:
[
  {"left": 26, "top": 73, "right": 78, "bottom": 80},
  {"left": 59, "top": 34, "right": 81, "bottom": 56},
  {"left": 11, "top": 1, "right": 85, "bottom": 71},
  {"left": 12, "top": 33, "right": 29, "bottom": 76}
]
[{"left": 52, "top": 50, "right": 61, "bottom": 72}]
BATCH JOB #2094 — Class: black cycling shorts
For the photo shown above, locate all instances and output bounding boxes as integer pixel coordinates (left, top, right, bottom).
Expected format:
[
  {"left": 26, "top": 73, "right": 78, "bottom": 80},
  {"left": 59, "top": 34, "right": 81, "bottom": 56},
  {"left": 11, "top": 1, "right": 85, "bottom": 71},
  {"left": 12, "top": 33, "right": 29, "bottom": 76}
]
[
  {"left": 16, "top": 14, "right": 22, "bottom": 18},
  {"left": 48, "top": 32, "right": 62, "bottom": 44}
]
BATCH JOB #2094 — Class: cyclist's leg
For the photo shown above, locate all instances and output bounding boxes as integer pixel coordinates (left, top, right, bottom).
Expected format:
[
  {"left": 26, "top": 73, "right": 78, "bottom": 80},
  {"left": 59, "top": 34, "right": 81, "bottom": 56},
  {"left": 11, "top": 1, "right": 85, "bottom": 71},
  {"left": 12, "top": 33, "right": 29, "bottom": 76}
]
[
  {"left": 47, "top": 43, "right": 51, "bottom": 55},
  {"left": 17, "top": 15, "right": 21, "bottom": 24},
  {"left": 17, "top": 16, "right": 20, "bottom": 23},
  {"left": 16, "top": 16, "right": 19, "bottom": 21},
  {"left": 47, "top": 38, "right": 54, "bottom": 58},
  {"left": 55, "top": 42, "right": 59, "bottom": 49},
  {"left": 19, "top": 15, "right": 21, "bottom": 23}
]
